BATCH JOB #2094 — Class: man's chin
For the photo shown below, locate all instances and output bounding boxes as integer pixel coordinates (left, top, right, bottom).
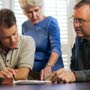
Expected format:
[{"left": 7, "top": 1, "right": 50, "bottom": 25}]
[
  {"left": 76, "top": 33, "right": 84, "bottom": 38},
  {"left": 32, "top": 20, "right": 39, "bottom": 24},
  {"left": 9, "top": 45, "right": 18, "bottom": 49}
]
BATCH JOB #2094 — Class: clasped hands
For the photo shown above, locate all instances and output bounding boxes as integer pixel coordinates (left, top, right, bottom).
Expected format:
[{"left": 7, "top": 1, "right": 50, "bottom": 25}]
[
  {"left": 0, "top": 67, "right": 16, "bottom": 79},
  {"left": 41, "top": 68, "right": 76, "bottom": 83}
]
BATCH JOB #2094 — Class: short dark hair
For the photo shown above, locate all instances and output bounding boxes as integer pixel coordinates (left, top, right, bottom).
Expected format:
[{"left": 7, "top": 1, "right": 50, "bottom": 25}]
[
  {"left": 74, "top": 0, "right": 90, "bottom": 9},
  {"left": 0, "top": 8, "right": 16, "bottom": 29}
]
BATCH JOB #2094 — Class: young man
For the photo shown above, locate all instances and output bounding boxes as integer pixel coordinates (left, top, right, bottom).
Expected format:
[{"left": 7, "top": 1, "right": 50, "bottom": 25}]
[
  {"left": 0, "top": 8, "right": 35, "bottom": 80},
  {"left": 51, "top": 0, "right": 90, "bottom": 83}
]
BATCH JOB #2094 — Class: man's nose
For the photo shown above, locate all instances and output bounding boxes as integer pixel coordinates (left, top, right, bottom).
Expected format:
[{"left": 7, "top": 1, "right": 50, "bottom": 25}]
[
  {"left": 32, "top": 12, "right": 36, "bottom": 18},
  {"left": 10, "top": 36, "right": 16, "bottom": 43},
  {"left": 74, "top": 20, "right": 81, "bottom": 27}
]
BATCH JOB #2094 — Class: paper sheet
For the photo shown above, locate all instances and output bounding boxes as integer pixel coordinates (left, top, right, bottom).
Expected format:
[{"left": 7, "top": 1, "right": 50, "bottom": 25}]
[{"left": 13, "top": 80, "right": 51, "bottom": 85}]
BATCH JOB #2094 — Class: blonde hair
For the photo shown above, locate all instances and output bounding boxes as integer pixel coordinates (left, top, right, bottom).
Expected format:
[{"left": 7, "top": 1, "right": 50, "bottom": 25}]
[{"left": 18, "top": 0, "right": 43, "bottom": 9}]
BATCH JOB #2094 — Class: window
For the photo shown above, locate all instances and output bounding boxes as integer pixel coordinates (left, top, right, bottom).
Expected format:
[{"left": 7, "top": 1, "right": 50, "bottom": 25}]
[
  {"left": 43, "top": 0, "right": 69, "bottom": 69},
  {"left": 42, "top": 0, "right": 76, "bottom": 69},
  {"left": 12, "top": 0, "right": 27, "bottom": 33},
  {"left": 1, "top": 0, "right": 76, "bottom": 69},
  {"left": 0, "top": 0, "right": 2, "bottom": 8}
]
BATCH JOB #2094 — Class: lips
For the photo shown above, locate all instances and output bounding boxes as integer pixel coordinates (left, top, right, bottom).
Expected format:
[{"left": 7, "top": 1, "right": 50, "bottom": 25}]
[
  {"left": 75, "top": 28, "right": 82, "bottom": 32},
  {"left": 76, "top": 30, "right": 81, "bottom": 32},
  {"left": 32, "top": 19, "right": 37, "bottom": 21},
  {"left": 10, "top": 43, "right": 18, "bottom": 48},
  {"left": 32, "top": 19, "right": 39, "bottom": 24}
]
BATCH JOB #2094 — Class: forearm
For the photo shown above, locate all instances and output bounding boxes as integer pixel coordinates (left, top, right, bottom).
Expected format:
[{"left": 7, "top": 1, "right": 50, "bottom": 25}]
[
  {"left": 47, "top": 52, "right": 59, "bottom": 67},
  {"left": 15, "top": 68, "right": 30, "bottom": 80},
  {"left": 74, "top": 70, "right": 90, "bottom": 82}
]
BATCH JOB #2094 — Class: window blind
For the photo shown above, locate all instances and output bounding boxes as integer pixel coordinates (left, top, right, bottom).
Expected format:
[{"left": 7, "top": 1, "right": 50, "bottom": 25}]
[
  {"left": 0, "top": 0, "right": 2, "bottom": 8},
  {"left": 13, "top": 0, "right": 27, "bottom": 33},
  {"left": 43, "top": 0, "right": 70, "bottom": 69}
]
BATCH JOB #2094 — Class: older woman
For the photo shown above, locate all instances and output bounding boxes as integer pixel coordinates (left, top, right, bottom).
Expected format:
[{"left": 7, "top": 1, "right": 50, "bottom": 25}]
[{"left": 18, "top": 0, "right": 64, "bottom": 80}]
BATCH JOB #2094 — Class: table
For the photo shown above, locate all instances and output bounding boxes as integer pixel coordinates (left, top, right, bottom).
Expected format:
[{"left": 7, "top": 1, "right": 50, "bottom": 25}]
[{"left": 0, "top": 83, "right": 90, "bottom": 90}]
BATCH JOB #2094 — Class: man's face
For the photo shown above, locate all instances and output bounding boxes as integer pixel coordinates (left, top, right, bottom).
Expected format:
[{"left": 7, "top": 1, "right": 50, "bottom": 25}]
[
  {"left": 73, "top": 5, "right": 90, "bottom": 39},
  {"left": 24, "top": 6, "right": 43, "bottom": 24},
  {"left": 0, "top": 25, "right": 18, "bottom": 49}
]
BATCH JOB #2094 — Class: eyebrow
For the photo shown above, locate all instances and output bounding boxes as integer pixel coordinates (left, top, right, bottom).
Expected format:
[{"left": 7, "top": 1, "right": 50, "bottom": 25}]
[{"left": 2, "top": 31, "right": 17, "bottom": 38}]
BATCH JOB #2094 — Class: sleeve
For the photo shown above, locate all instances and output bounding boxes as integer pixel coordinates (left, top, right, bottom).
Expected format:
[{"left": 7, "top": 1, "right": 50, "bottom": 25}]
[
  {"left": 74, "top": 70, "right": 90, "bottom": 82},
  {"left": 17, "top": 36, "right": 35, "bottom": 70},
  {"left": 48, "top": 18, "right": 61, "bottom": 56},
  {"left": 70, "top": 37, "right": 90, "bottom": 82}
]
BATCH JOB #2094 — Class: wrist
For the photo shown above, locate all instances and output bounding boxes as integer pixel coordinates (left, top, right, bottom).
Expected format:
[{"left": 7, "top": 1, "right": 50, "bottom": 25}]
[
  {"left": 46, "top": 63, "right": 53, "bottom": 67},
  {"left": 72, "top": 71, "right": 77, "bottom": 82}
]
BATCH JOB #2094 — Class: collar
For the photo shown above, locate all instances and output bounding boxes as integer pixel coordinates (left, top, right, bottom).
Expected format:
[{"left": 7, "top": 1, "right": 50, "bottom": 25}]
[{"left": 79, "top": 38, "right": 90, "bottom": 45}]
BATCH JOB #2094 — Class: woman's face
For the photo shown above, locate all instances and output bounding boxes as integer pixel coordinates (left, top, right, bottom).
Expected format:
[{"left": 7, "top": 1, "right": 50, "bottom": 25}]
[{"left": 24, "top": 6, "right": 43, "bottom": 24}]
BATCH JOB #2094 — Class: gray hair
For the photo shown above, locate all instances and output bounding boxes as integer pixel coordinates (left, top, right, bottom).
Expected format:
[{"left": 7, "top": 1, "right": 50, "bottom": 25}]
[{"left": 18, "top": 0, "right": 43, "bottom": 9}]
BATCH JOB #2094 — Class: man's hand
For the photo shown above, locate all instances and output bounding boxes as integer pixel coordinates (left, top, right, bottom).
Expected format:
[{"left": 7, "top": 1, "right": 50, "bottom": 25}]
[
  {"left": 51, "top": 68, "right": 76, "bottom": 83},
  {"left": 40, "top": 65, "right": 52, "bottom": 80},
  {"left": 0, "top": 67, "right": 16, "bottom": 78}
]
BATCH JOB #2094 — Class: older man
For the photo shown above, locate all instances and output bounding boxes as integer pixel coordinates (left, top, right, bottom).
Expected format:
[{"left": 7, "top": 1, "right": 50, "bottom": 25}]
[
  {"left": 51, "top": 0, "right": 90, "bottom": 83},
  {"left": 0, "top": 8, "right": 35, "bottom": 80}
]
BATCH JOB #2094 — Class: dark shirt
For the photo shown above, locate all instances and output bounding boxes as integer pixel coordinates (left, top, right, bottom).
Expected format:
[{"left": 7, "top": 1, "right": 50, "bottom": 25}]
[
  {"left": 22, "top": 16, "right": 64, "bottom": 71},
  {"left": 71, "top": 37, "right": 90, "bottom": 82}
]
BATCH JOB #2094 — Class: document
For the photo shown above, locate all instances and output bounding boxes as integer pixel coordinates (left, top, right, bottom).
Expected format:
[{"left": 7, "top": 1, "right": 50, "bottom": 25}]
[
  {"left": 13, "top": 80, "right": 51, "bottom": 85},
  {"left": 44, "top": 72, "right": 55, "bottom": 80}
]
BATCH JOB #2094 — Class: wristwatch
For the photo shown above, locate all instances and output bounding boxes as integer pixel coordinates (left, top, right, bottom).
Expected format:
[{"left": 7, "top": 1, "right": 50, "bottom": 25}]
[{"left": 47, "top": 63, "right": 53, "bottom": 67}]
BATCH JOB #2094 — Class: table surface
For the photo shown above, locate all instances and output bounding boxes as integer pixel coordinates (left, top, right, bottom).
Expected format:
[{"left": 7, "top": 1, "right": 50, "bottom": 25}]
[{"left": 0, "top": 83, "right": 90, "bottom": 90}]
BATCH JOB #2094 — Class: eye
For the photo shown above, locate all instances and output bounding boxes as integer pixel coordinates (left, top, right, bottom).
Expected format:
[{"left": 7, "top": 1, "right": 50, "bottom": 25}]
[
  {"left": 26, "top": 11, "right": 32, "bottom": 14},
  {"left": 77, "top": 18, "right": 85, "bottom": 23},
  {"left": 13, "top": 31, "right": 17, "bottom": 36},
  {"left": 35, "top": 9, "right": 39, "bottom": 12}
]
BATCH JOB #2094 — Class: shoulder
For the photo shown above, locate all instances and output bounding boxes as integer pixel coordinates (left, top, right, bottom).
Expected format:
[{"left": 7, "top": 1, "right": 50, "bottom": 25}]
[
  {"left": 18, "top": 35, "right": 35, "bottom": 52},
  {"left": 19, "top": 35, "right": 35, "bottom": 45},
  {"left": 47, "top": 16, "right": 58, "bottom": 23},
  {"left": 46, "top": 16, "right": 59, "bottom": 31},
  {"left": 22, "top": 20, "right": 31, "bottom": 26},
  {"left": 45, "top": 16, "right": 58, "bottom": 27},
  {"left": 72, "top": 37, "right": 81, "bottom": 51},
  {"left": 74, "top": 37, "right": 82, "bottom": 45}
]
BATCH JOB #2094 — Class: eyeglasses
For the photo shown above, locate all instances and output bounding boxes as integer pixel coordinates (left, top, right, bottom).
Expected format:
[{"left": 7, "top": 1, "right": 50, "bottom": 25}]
[{"left": 69, "top": 16, "right": 90, "bottom": 25}]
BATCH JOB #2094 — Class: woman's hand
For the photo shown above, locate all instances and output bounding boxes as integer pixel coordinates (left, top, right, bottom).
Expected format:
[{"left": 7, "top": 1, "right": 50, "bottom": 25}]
[{"left": 40, "top": 65, "right": 52, "bottom": 80}]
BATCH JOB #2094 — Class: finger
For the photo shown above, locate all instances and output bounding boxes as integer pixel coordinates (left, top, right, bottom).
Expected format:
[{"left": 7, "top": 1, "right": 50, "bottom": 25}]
[
  {"left": 58, "top": 71, "right": 66, "bottom": 79},
  {"left": 41, "top": 69, "right": 48, "bottom": 80},
  {"left": 51, "top": 73, "right": 58, "bottom": 83},
  {"left": 44, "top": 70, "right": 50, "bottom": 79},
  {"left": 7, "top": 68, "right": 16, "bottom": 77},
  {"left": 61, "top": 77, "right": 70, "bottom": 83},
  {"left": 0, "top": 73, "right": 5, "bottom": 78},
  {"left": 40, "top": 70, "right": 44, "bottom": 80},
  {"left": 57, "top": 71, "right": 73, "bottom": 83},
  {"left": 55, "top": 68, "right": 64, "bottom": 75},
  {"left": 1, "top": 70, "right": 13, "bottom": 78},
  {"left": 45, "top": 67, "right": 52, "bottom": 78}
]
